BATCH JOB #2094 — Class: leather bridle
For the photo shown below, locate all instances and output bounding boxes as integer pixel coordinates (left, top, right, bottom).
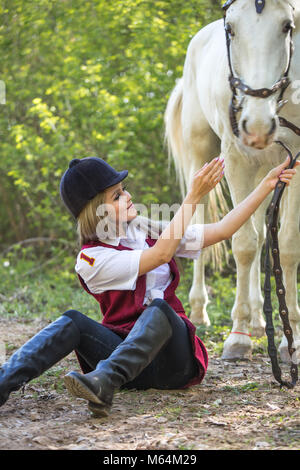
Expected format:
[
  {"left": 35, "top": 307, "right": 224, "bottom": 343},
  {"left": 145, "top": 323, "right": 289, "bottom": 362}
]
[
  {"left": 222, "top": 0, "right": 299, "bottom": 388},
  {"left": 223, "top": 0, "right": 298, "bottom": 138}
]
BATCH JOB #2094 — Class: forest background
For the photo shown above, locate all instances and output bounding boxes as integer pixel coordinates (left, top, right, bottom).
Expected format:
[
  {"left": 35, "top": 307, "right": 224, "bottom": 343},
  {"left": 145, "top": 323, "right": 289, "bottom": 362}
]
[
  {"left": 0, "top": 0, "right": 223, "bottom": 246},
  {"left": 0, "top": 0, "right": 237, "bottom": 325}
]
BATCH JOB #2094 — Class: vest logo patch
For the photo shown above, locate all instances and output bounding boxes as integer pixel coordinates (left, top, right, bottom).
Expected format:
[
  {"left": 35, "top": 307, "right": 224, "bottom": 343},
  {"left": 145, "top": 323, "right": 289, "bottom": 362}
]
[{"left": 80, "top": 252, "right": 95, "bottom": 266}]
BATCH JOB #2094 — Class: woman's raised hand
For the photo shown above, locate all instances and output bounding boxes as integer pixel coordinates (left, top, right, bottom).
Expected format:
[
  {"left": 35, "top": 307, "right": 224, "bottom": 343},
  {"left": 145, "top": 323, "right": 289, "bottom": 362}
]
[{"left": 189, "top": 156, "right": 225, "bottom": 202}]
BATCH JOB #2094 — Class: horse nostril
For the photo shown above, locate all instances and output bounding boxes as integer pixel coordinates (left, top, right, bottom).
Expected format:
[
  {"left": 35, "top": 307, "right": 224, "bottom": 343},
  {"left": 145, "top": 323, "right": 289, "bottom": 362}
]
[
  {"left": 268, "top": 118, "right": 276, "bottom": 136},
  {"left": 242, "top": 119, "right": 250, "bottom": 135}
]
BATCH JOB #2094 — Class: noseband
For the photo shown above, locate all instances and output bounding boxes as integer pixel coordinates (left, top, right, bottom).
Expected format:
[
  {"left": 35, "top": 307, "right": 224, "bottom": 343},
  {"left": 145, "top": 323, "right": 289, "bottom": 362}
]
[{"left": 222, "top": 0, "right": 299, "bottom": 388}]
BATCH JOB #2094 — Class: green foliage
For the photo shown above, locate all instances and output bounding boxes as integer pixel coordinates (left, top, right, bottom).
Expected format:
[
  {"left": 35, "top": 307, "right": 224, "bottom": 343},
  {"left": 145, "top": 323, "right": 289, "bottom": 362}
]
[
  {"left": 0, "top": 0, "right": 222, "bottom": 248},
  {"left": 0, "top": 246, "right": 99, "bottom": 321}
]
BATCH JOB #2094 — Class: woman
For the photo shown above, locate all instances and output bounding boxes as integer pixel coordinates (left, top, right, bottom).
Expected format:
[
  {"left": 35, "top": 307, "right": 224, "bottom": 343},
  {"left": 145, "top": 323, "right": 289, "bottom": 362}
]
[{"left": 0, "top": 155, "right": 298, "bottom": 417}]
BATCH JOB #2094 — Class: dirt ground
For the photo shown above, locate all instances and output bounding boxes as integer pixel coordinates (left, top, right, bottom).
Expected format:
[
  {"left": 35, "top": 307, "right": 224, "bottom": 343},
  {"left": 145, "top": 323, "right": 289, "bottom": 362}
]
[{"left": 0, "top": 317, "right": 299, "bottom": 451}]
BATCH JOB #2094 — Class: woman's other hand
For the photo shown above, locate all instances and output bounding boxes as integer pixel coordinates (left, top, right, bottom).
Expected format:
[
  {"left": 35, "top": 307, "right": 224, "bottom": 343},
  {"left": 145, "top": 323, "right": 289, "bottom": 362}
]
[
  {"left": 264, "top": 156, "right": 300, "bottom": 190},
  {"left": 188, "top": 156, "right": 225, "bottom": 202}
]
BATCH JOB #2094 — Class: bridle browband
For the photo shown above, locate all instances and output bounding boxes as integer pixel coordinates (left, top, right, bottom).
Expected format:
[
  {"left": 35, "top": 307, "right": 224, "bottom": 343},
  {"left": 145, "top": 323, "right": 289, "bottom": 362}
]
[
  {"left": 223, "top": 0, "right": 299, "bottom": 138},
  {"left": 222, "top": 0, "right": 299, "bottom": 388}
]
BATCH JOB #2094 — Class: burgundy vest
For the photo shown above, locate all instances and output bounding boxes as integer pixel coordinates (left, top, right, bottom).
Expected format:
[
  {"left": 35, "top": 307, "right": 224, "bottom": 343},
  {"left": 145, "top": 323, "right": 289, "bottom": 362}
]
[{"left": 77, "top": 238, "right": 208, "bottom": 387}]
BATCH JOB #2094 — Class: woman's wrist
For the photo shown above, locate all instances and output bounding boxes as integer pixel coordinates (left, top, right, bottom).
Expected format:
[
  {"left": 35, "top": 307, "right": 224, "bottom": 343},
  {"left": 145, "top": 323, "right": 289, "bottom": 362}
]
[
  {"left": 156, "top": 191, "right": 199, "bottom": 261},
  {"left": 259, "top": 176, "right": 274, "bottom": 196},
  {"left": 184, "top": 191, "right": 203, "bottom": 206}
]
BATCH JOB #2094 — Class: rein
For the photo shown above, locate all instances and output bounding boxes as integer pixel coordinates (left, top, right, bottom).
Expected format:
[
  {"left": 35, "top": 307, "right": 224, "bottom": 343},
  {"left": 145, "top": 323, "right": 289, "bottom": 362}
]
[
  {"left": 222, "top": 0, "right": 299, "bottom": 388},
  {"left": 263, "top": 141, "right": 299, "bottom": 388}
]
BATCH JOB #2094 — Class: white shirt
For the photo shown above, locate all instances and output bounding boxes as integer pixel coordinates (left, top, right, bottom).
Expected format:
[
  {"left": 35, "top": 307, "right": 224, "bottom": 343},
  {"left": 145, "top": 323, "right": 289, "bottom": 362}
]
[{"left": 75, "top": 223, "right": 204, "bottom": 306}]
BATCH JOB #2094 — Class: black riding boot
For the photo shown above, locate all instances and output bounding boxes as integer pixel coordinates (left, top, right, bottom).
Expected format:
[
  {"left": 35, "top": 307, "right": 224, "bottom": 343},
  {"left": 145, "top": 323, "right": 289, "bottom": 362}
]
[
  {"left": 0, "top": 316, "right": 80, "bottom": 407},
  {"left": 64, "top": 301, "right": 173, "bottom": 416}
]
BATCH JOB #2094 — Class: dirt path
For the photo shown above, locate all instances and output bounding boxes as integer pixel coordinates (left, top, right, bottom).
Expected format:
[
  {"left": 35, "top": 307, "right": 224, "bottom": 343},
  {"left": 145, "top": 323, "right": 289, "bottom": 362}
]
[{"left": 0, "top": 317, "right": 299, "bottom": 450}]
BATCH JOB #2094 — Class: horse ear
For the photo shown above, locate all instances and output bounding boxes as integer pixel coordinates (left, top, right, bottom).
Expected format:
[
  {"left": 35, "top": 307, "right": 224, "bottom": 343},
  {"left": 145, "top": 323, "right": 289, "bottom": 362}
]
[{"left": 255, "top": 0, "right": 265, "bottom": 14}]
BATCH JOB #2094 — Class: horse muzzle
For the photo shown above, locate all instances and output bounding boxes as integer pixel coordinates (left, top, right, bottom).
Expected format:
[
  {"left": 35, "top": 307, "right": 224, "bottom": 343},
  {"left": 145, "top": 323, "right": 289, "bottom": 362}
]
[{"left": 241, "top": 117, "right": 277, "bottom": 149}]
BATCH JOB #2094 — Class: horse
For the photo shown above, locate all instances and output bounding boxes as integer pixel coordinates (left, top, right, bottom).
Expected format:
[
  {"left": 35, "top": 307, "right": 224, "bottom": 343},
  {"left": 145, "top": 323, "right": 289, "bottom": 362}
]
[{"left": 165, "top": 0, "right": 300, "bottom": 362}]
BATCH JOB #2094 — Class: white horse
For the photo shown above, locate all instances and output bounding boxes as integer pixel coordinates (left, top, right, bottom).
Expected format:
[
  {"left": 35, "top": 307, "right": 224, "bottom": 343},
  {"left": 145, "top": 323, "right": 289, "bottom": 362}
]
[{"left": 165, "top": 0, "right": 300, "bottom": 362}]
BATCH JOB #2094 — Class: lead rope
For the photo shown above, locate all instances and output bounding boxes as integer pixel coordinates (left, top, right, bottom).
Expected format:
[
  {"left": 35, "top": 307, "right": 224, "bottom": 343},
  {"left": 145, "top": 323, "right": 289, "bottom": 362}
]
[{"left": 263, "top": 141, "right": 299, "bottom": 388}]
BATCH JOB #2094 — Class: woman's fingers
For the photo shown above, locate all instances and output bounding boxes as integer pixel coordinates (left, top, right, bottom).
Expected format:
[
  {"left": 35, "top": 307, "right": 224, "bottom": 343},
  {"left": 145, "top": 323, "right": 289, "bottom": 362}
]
[
  {"left": 208, "top": 159, "right": 224, "bottom": 179},
  {"left": 279, "top": 167, "right": 298, "bottom": 185},
  {"left": 199, "top": 156, "right": 224, "bottom": 170},
  {"left": 192, "top": 157, "right": 225, "bottom": 194},
  {"left": 213, "top": 169, "right": 225, "bottom": 184},
  {"left": 197, "top": 156, "right": 224, "bottom": 178},
  {"left": 212, "top": 159, "right": 225, "bottom": 179},
  {"left": 279, "top": 169, "right": 296, "bottom": 178}
]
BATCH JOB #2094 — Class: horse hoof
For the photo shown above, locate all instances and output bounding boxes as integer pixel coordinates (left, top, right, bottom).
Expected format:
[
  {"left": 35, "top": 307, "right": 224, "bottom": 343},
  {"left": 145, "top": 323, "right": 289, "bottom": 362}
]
[
  {"left": 279, "top": 338, "right": 300, "bottom": 364},
  {"left": 222, "top": 333, "right": 252, "bottom": 361},
  {"left": 221, "top": 348, "right": 252, "bottom": 361}
]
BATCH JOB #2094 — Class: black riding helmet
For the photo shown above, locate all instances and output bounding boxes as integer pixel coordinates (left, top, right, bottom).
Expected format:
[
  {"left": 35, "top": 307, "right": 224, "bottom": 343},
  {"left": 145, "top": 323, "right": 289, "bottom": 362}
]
[{"left": 60, "top": 157, "right": 128, "bottom": 218}]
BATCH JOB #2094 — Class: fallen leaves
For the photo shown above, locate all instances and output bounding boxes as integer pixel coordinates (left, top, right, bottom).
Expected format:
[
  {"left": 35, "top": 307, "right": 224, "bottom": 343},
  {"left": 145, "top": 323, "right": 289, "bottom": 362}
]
[{"left": 0, "top": 347, "right": 299, "bottom": 450}]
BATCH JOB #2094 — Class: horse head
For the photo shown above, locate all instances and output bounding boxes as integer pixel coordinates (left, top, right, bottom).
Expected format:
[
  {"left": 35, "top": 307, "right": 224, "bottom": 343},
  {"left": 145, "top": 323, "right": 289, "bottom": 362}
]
[{"left": 223, "top": 0, "right": 296, "bottom": 149}]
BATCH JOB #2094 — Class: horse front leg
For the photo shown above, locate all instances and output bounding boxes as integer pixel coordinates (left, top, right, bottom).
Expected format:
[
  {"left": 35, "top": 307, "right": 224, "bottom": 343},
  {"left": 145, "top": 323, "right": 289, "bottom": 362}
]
[
  {"left": 221, "top": 157, "right": 260, "bottom": 360},
  {"left": 277, "top": 175, "right": 300, "bottom": 364},
  {"left": 222, "top": 220, "right": 258, "bottom": 359},
  {"left": 249, "top": 187, "right": 270, "bottom": 337}
]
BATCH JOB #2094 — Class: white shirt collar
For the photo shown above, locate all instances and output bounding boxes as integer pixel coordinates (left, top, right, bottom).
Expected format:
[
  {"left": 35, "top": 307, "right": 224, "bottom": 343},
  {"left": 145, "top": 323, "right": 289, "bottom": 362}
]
[
  {"left": 98, "top": 221, "right": 147, "bottom": 247},
  {"left": 98, "top": 235, "right": 120, "bottom": 246}
]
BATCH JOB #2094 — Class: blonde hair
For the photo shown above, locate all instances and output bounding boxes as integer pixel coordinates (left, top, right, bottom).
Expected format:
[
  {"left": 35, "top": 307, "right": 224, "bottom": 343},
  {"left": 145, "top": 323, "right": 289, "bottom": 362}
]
[{"left": 77, "top": 192, "right": 106, "bottom": 246}]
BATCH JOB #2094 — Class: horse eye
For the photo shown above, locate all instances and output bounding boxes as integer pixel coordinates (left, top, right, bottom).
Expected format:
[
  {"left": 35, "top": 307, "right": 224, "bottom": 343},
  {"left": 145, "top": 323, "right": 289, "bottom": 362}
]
[
  {"left": 283, "top": 21, "right": 293, "bottom": 34},
  {"left": 225, "top": 23, "right": 235, "bottom": 37}
]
